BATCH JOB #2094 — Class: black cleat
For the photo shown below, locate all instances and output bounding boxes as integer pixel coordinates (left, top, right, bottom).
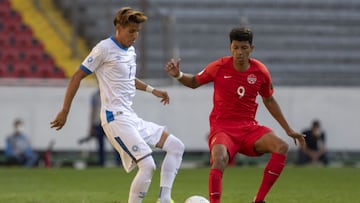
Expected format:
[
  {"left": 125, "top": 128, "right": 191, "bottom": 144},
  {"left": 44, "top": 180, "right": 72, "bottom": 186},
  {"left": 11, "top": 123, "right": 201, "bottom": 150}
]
[{"left": 253, "top": 201, "right": 265, "bottom": 203}]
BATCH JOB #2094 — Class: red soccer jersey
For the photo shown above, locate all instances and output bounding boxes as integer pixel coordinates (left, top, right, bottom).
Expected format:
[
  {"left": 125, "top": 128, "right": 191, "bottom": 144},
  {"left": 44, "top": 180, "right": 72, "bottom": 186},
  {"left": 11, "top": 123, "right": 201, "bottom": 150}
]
[{"left": 196, "top": 56, "right": 274, "bottom": 126}]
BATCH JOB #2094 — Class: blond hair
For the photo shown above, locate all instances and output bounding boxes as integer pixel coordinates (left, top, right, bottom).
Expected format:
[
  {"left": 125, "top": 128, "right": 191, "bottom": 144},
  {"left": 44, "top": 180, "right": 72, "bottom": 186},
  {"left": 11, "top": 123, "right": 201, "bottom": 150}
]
[{"left": 113, "top": 7, "right": 148, "bottom": 27}]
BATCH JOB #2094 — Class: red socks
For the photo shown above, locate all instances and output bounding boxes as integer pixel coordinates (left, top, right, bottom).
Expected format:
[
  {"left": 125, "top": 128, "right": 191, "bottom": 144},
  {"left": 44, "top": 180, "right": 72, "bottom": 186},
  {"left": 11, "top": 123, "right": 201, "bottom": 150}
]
[
  {"left": 209, "top": 168, "right": 223, "bottom": 203},
  {"left": 254, "top": 153, "right": 286, "bottom": 202},
  {"left": 209, "top": 153, "right": 286, "bottom": 203}
]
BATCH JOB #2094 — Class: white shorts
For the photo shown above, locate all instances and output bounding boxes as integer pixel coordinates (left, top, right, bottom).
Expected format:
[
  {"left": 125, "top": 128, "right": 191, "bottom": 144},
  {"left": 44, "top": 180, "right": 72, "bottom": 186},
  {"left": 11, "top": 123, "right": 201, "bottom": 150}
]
[{"left": 102, "top": 111, "right": 165, "bottom": 172}]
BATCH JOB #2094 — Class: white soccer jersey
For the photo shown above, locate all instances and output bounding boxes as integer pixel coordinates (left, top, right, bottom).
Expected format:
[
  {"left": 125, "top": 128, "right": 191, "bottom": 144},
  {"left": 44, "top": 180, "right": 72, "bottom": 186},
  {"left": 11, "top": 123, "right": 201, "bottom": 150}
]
[
  {"left": 80, "top": 36, "right": 165, "bottom": 172},
  {"left": 81, "top": 36, "right": 137, "bottom": 125}
]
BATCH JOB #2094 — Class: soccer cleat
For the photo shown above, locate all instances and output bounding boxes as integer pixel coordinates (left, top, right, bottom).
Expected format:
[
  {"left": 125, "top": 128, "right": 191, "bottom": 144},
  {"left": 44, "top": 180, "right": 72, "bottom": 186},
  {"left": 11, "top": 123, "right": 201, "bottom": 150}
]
[
  {"left": 252, "top": 196, "right": 265, "bottom": 203},
  {"left": 156, "top": 199, "right": 175, "bottom": 203}
]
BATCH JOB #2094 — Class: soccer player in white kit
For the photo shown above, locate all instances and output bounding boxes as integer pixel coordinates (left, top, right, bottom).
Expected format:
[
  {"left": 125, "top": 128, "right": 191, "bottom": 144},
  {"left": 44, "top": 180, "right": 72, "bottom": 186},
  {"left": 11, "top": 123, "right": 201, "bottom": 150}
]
[{"left": 50, "top": 7, "right": 184, "bottom": 203}]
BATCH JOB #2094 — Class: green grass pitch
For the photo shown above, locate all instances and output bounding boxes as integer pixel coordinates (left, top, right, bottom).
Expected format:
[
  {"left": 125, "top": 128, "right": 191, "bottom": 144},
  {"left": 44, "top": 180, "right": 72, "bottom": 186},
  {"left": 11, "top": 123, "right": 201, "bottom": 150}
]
[{"left": 0, "top": 166, "right": 358, "bottom": 203}]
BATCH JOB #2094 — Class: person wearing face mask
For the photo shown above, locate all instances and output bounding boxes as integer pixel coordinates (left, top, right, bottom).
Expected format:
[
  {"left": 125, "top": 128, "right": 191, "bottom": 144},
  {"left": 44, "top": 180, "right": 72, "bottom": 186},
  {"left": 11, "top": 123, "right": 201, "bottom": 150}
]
[
  {"left": 297, "top": 119, "right": 329, "bottom": 166},
  {"left": 5, "top": 118, "right": 38, "bottom": 167}
]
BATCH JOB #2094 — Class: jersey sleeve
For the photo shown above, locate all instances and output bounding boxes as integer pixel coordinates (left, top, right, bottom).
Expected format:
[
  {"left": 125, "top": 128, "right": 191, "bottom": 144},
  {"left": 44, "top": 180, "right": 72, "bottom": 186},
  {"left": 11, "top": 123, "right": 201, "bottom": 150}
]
[
  {"left": 80, "top": 42, "right": 106, "bottom": 74},
  {"left": 195, "top": 59, "right": 220, "bottom": 85},
  {"left": 258, "top": 65, "right": 274, "bottom": 98}
]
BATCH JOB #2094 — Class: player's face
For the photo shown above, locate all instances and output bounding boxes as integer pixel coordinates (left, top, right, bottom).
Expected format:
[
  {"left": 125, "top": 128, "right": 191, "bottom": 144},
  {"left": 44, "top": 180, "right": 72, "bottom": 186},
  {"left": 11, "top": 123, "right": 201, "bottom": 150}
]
[
  {"left": 117, "top": 23, "right": 142, "bottom": 47},
  {"left": 230, "top": 40, "right": 254, "bottom": 65}
]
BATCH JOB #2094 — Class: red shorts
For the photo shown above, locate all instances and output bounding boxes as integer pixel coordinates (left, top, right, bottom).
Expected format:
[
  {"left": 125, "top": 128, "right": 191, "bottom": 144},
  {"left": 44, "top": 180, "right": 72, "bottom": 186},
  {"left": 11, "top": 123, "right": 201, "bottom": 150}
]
[{"left": 208, "top": 121, "right": 272, "bottom": 163}]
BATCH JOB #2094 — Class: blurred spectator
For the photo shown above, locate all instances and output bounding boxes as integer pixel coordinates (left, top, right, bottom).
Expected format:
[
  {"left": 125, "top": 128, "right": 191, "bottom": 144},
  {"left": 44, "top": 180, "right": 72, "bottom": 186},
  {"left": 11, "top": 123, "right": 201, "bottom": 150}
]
[
  {"left": 5, "top": 118, "right": 38, "bottom": 167},
  {"left": 78, "top": 89, "right": 121, "bottom": 167},
  {"left": 297, "top": 119, "right": 329, "bottom": 166}
]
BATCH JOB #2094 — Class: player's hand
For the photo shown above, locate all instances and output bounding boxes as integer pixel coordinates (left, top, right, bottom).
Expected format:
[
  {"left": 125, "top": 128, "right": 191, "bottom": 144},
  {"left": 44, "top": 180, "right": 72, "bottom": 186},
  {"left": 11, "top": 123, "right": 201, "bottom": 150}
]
[
  {"left": 152, "top": 89, "right": 170, "bottom": 105},
  {"left": 165, "top": 58, "right": 181, "bottom": 78},
  {"left": 50, "top": 110, "right": 68, "bottom": 130},
  {"left": 287, "top": 130, "right": 306, "bottom": 148}
]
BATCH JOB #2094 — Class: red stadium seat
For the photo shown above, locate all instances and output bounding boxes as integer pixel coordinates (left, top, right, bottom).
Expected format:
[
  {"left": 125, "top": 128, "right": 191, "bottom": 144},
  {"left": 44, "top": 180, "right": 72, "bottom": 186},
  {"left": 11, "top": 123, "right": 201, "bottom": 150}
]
[
  {"left": 52, "top": 66, "right": 66, "bottom": 78},
  {"left": 5, "top": 62, "right": 30, "bottom": 78},
  {"left": 32, "top": 64, "right": 53, "bottom": 78},
  {"left": 0, "top": 0, "right": 10, "bottom": 7},
  {"left": 30, "top": 63, "right": 65, "bottom": 78},
  {"left": 1, "top": 9, "right": 22, "bottom": 34},
  {"left": 0, "top": 60, "right": 7, "bottom": 77},
  {"left": 0, "top": 33, "right": 10, "bottom": 47},
  {"left": 13, "top": 61, "right": 31, "bottom": 78},
  {"left": 1, "top": 45, "right": 21, "bottom": 63},
  {"left": 24, "top": 47, "right": 44, "bottom": 63},
  {"left": 0, "top": 5, "right": 10, "bottom": 19},
  {"left": 13, "top": 33, "right": 33, "bottom": 47},
  {"left": 14, "top": 23, "right": 33, "bottom": 35},
  {"left": 0, "top": 3, "right": 64, "bottom": 79}
]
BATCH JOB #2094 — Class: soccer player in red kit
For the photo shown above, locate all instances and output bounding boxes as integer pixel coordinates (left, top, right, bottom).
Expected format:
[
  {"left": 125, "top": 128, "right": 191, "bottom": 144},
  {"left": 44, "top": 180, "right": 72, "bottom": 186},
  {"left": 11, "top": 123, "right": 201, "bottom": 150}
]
[{"left": 165, "top": 27, "right": 305, "bottom": 203}]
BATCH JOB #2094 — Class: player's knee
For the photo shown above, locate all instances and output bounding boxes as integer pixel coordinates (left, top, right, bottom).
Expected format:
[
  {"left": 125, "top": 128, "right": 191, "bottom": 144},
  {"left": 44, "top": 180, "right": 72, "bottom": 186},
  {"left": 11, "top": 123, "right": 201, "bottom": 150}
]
[
  {"left": 276, "top": 140, "right": 289, "bottom": 154},
  {"left": 138, "top": 156, "right": 156, "bottom": 174},
  {"left": 212, "top": 153, "right": 228, "bottom": 169},
  {"left": 163, "top": 135, "right": 185, "bottom": 156}
]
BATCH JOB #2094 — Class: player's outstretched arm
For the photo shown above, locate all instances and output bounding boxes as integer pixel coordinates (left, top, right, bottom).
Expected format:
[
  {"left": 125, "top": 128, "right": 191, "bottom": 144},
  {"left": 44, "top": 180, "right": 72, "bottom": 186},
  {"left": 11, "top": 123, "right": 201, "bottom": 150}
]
[
  {"left": 50, "top": 69, "right": 88, "bottom": 130},
  {"left": 135, "top": 78, "right": 170, "bottom": 105},
  {"left": 262, "top": 96, "right": 306, "bottom": 147},
  {"left": 164, "top": 58, "right": 201, "bottom": 89}
]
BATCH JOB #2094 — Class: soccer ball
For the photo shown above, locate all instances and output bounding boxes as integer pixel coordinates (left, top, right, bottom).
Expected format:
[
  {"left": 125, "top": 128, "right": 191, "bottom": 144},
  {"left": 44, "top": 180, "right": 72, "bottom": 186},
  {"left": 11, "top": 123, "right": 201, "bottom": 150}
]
[{"left": 184, "top": 195, "right": 209, "bottom": 203}]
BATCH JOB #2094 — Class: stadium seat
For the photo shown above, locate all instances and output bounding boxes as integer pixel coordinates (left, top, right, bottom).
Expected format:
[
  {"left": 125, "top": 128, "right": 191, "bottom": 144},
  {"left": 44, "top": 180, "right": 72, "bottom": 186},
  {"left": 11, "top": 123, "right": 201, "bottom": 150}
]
[
  {"left": 32, "top": 64, "right": 55, "bottom": 78},
  {"left": 0, "top": 60, "right": 7, "bottom": 77},
  {"left": 0, "top": 33, "right": 9, "bottom": 47},
  {"left": 13, "top": 61, "right": 31, "bottom": 78},
  {"left": 15, "top": 23, "right": 33, "bottom": 35},
  {"left": 0, "top": 0, "right": 10, "bottom": 7},
  {"left": 52, "top": 66, "right": 66, "bottom": 78},
  {"left": 0, "top": 0, "right": 65, "bottom": 78},
  {"left": 24, "top": 47, "right": 44, "bottom": 63},
  {"left": 0, "top": 0, "right": 10, "bottom": 18},
  {"left": 1, "top": 45, "right": 21, "bottom": 63},
  {"left": 13, "top": 33, "right": 33, "bottom": 47}
]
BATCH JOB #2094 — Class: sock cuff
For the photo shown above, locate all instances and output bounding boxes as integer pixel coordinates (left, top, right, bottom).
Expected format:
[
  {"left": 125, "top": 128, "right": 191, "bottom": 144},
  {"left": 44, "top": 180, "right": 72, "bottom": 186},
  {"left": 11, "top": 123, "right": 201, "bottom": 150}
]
[
  {"left": 210, "top": 168, "right": 223, "bottom": 177},
  {"left": 271, "top": 152, "right": 286, "bottom": 162}
]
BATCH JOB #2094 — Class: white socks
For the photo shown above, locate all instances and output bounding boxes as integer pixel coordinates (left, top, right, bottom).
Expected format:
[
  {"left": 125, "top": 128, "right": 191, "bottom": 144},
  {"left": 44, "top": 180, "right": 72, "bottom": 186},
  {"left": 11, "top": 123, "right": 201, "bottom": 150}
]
[
  {"left": 128, "top": 156, "right": 156, "bottom": 203},
  {"left": 158, "top": 135, "right": 185, "bottom": 203},
  {"left": 128, "top": 135, "right": 184, "bottom": 203}
]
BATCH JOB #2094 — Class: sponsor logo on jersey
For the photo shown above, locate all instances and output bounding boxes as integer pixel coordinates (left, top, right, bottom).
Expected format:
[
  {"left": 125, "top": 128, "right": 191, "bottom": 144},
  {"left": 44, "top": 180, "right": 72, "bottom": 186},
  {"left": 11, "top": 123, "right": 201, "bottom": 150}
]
[
  {"left": 247, "top": 74, "right": 257, "bottom": 84},
  {"left": 224, "top": 75, "right": 232, "bottom": 79}
]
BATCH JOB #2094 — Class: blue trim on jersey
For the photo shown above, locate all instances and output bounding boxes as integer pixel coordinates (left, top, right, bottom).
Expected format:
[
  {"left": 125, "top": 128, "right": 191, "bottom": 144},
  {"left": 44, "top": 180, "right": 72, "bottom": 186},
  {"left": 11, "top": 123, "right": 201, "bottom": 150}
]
[
  {"left": 80, "top": 64, "right": 92, "bottom": 74},
  {"left": 110, "top": 36, "right": 129, "bottom": 51},
  {"left": 115, "top": 137, "right": 136, "bottom": 162},
  {"left": 106, "top": 110, "right": 114, "bottom": 123}
]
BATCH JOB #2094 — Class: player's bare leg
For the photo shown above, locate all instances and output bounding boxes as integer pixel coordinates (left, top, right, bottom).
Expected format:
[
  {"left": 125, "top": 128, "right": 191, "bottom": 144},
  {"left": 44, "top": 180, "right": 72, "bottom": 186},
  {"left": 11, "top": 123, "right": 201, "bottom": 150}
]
[
  {"left": 209, "top": 144, "right": 229, "bottom": 203},
  {"left": 253, "top": 132, "right": 289, "bottom": 203},
  {"left": 156, "top": 131, "right": 185, "bottom": 203}
]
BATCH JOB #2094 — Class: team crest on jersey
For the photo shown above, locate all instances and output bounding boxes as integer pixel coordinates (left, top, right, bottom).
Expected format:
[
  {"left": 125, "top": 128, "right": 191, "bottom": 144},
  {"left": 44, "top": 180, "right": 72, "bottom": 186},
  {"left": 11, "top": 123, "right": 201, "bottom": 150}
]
[
  {"left": 87, "top": 56, "right": 94, "bottom": 63},
  {"left": 247, "top": 74, "right": 257, "bottom": 84},
  {"left": 132, "top": 145, "right": 139, "bottom": 152}
]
